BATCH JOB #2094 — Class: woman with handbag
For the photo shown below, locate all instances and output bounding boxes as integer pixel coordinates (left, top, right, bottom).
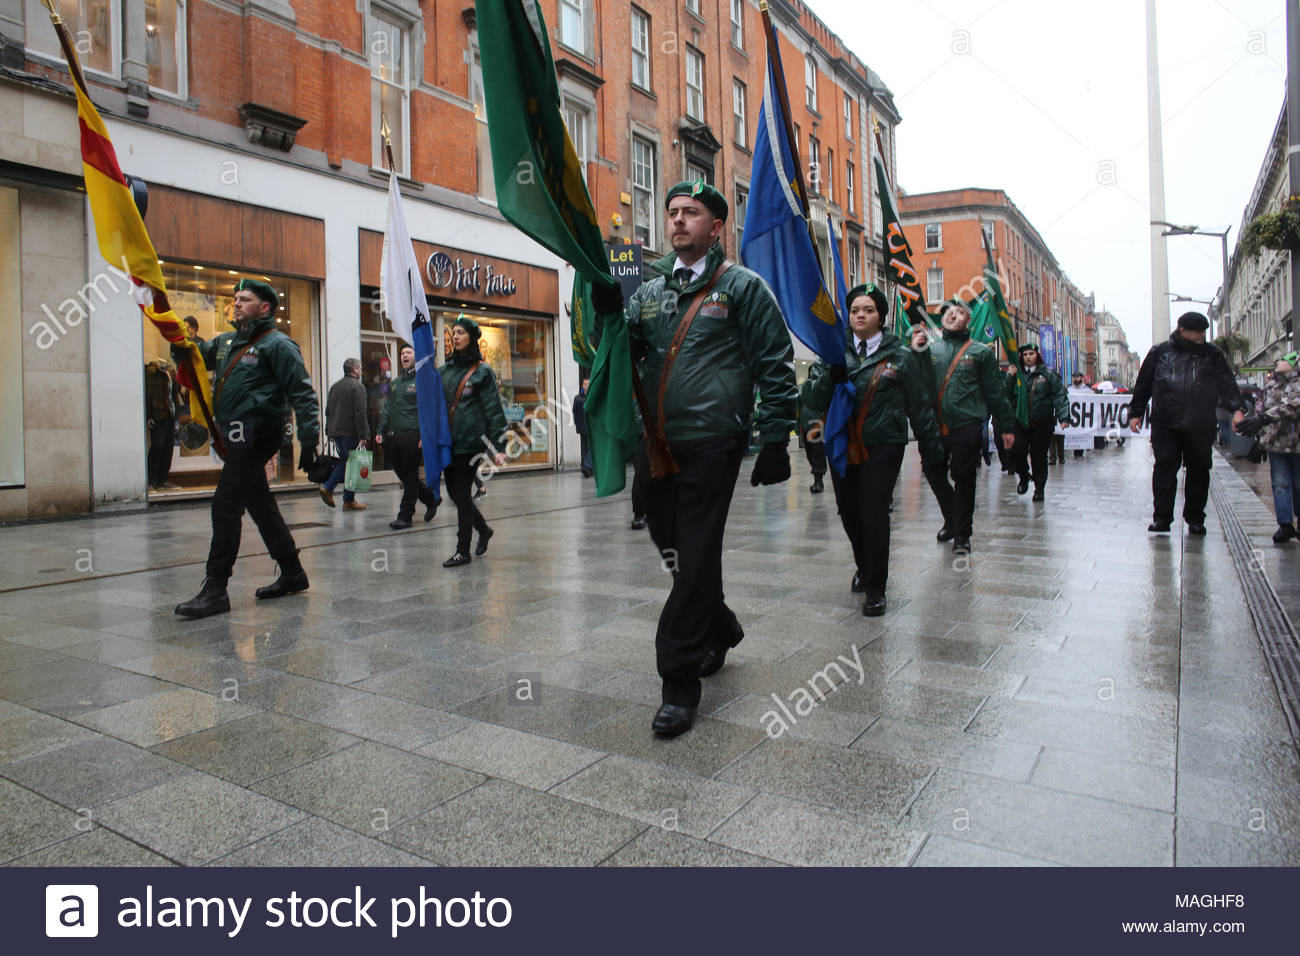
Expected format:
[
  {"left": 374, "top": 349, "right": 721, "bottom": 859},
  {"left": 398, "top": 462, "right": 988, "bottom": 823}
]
[
  {"left": 1238, "top": 352, "right": 1300, "bottom": 543},
  {"left": 439, "top": 317, "right": 509, "bottom": 567},
  {"left": 802, "top": 284, "right": 944, "bottom": 616}
]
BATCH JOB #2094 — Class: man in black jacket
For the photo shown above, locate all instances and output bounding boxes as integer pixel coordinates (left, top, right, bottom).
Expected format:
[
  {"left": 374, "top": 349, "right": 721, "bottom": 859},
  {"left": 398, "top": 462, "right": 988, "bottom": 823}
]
[
  {"left": 321, "top": 357, "right": 369, "bottom": 510},
  {"left": 1128, "top": 312, "right": 1245, "bottom": 534}
]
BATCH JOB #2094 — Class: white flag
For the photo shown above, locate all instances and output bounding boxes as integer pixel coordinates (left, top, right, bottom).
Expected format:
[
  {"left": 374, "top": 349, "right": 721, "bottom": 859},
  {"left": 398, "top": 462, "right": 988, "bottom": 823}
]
[{"left": 380, "top": 173, "right": 427, "bottom": 345}]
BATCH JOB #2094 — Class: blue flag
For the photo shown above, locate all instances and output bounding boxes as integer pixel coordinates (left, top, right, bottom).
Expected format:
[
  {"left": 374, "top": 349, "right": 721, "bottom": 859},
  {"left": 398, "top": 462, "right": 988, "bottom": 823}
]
[{"left": 822, "top": 219, "right": 856, "bottom": 477}]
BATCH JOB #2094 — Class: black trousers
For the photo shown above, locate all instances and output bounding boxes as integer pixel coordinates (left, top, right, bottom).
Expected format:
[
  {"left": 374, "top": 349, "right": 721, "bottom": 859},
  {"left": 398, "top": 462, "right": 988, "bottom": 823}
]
[
  {"left": 147, "top": 417, "right": 176, "bottom": 486},
  {"left": 207, "top": 424, "right": 298, "bottom": 581},
  {"left": 638, "top": 435, "right": 746, "bottom": 708},
  {"left": 1151, "top": 424, "right": 1214, "bottom": 525},
  {"left": 922, "top": 421, "right": 984, "bottom": 537},
  {"left": 1014, "top": 418, "right": 1056, "bottom": 490},
  {"left": 444, "top": 453, "right": 489, "bottom": 554},
  {"left": 388, "top": 431, "right": 438, "bottom": 521},
  {"left": 630, "top": 454, "right": 648, "bottom": 518},
  {"left": 804, "top": 439, "right": 827, "bottom": 479},
  {"left": 829, "top": 443, "right": 905, "bottom": 597}
]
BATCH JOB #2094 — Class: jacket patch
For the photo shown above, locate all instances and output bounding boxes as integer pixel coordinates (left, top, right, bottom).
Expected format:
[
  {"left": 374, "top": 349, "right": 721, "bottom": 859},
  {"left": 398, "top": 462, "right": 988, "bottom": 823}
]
[
  {"left": 238, "top": 352, "right": 260, "bottom": 365},
  {"left": 700, "top": 304, "right": 729, "bottom": 319}
]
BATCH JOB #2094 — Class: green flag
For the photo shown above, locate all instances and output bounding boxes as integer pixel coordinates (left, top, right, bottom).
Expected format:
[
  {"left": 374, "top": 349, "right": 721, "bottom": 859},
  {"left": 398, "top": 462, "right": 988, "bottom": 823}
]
[
  {"left": 873, "top": 151, "right": 936, "bottom": 333},
  {"left": 971, "top": 232, "right": 1029, "bottom": 426},
  {"left": 475, "top": 0, "right": 636, "bottom": 494}
]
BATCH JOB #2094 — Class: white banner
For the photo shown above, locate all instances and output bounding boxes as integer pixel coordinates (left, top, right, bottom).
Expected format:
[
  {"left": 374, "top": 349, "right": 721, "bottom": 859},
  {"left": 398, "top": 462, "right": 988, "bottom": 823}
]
[{"left": 1055, "top": 394, "right": 1150, "bottom": 440}]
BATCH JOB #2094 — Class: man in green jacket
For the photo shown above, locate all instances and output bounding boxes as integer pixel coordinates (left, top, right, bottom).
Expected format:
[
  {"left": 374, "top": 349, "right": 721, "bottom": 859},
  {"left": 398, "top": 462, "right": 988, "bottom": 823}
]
[
  {"left": 1009, "top": 342, "right": 1071, "bottom": 503},
  {"left": 376, "top": 345, "right": 440, "bottom": 530},
  {"left": 923, "top": 299, "right": 1016, "bottom": 554},
  {"left": 626, "top": 180, "right": 797, "bottom": 737},
  {"left": 174, "top": 278, "right": 320, "bottom": 618}
]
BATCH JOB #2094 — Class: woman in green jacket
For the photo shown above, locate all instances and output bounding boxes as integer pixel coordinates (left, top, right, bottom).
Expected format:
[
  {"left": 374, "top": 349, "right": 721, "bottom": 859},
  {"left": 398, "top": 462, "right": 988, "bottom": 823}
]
[
  {"left": 805, "top": 284, "right": 943, "bottom": 616},
  {"left": 439, "top": 317, "right": 508, "bottom": 568}
]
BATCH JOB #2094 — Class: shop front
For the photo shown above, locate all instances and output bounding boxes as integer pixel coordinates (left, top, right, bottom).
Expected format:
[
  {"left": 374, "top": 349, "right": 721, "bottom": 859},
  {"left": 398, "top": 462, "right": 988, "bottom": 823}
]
[{"left": 358, "top": 232, "right": 559, "bottom": 473}]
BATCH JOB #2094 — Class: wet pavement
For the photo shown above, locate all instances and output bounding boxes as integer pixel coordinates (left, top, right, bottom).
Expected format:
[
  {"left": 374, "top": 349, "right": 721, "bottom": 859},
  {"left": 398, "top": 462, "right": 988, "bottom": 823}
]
[{"left": 1, "top": 442, "right": 1297, "bottom": 867}]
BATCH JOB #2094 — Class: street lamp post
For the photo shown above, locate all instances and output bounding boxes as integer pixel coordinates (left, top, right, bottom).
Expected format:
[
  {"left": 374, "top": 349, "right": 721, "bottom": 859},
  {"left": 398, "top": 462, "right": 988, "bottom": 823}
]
[{"left": 1153, "top": 221, "right": 1231, "bottom": 335}]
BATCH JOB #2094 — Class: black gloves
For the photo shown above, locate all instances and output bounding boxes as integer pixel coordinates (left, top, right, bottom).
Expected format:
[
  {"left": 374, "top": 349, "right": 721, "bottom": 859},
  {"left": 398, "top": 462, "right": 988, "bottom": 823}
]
[
  {"left": 1236, "top": 413, "right": 1269, "bottom": 438},
  {"left": 750, "top": 442, "right": 791, "bottom": 486},
  {"left": 829, "top": 364, "right": 849, "bottom": 384},
  {"left": 591, "top": 281, "right": 625, "bottom": 316},
  {"left": 298, "top": 442, "right": 318, "bottom": 474}
]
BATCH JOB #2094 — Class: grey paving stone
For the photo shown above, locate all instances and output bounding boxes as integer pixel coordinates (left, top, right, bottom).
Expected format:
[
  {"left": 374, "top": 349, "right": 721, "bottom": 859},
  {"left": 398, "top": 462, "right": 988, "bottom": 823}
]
[
  {"left": 0, "top": 624, "right": 107, "bottom": 651},
  {"left": 1, "top": 735, "right": 188, "bottom": 808},
  {"left": 0, "top": 642, "right": 67, "bottom": 673},
  {"left": 711, "top": 693, "right": 876, "bottom": 747},
  {"left": 77, "top": 687, "right": 257, "bottom": 748},
  {"left": 259, "top": 643, "right": 416, "bottom": 684},
  {"left": 968, "top": 696, "right": 1176, "bottom": 769},
  {"left": 3, "top": 827, "right": 177, "bottom": 866},
  {"left": 0, "top": 709, "right": 98, "bottom": 764},
  {"left": 417, "top": 722, "right": 603, "bottom": 790},
  {"left": 570, "top": 705, "right": 766, "bottom": 777},
  {"left": 95, "top": 771, "right": 306, "bottom": 865},
  {"left": 0, "top": 777, "right": 82, "bottom": 863},
  {"left": 891, "top": 659, "right": 1027, "bottom": 697},
  {"left": 819, "top": 678, "right": 988, "bottom": 728},
  {"left": 1177, "top": 726, "right": 1300, "bottom": 788},
  {"left": 209, "top": 818, "right": 429, "bottom": 867},
  {"left": 150, "top": 712, "right": 362, "bottom": 785},
  {"left": 851, "top": 717, "right": 1040, "bottom": 782},
  {"left": 116, "top": 648, "right": 281, "bottom": 695},
  {"left": 911, "top": 835, "right": 1060, "bottom": 867},
  {"left": 1030, "top": 746, "right": 1175, "bottom": 812},
  {"left": 232, "top": 672, "right": 372, "bottom": 720},
  {"left": 0, "top": 658, "right": 174, "bottom": 717},
  {"left": 352, "top": 661, "right": 508, "bottom": 709},
  {"left": 1175, "top": 770, "right": 1300, "bottom": 842},
  {"left": 452, "top": 682, "right": 632, "bottom": 741},
  {"left": 599, "top": 827, "right": 780, "bottom": 866},
  {"left": 709, "top": 792, "right": 926, "bottom": 866},
  {"left": 253, "top": 741, "right": 483, "bottom": 834},
  {"left": 1174, "top": 816, "right": 1300, "bottom": 866},
  {"left": 382, "top": 778, "right": 643, "bottom": 866}
]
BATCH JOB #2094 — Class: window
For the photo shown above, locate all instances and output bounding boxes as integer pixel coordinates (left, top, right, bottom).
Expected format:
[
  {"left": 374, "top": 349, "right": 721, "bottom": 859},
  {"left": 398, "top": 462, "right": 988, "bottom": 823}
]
[
  {"left": 925, "top": 223, "right": 942, "bottom": 251},
  {"left": 471, "top": 47, "right": 494, "bottom": 200},
  {"left": 685, "top": 46, "right": 704, "bottom": 121},
  {"left": 844, "top": 92, "right": 853, "bottom": 139},
  {"left": 927, "top": 267, "right": 944, "bottom": 304},
  {"left": 370, "top": 12, "right": 409, "bottom": 174},
  {"left": 732, "top": 79, "right": 747, "bottom": 145},
  {"left": 632, "top": 136, "right": 657, "bottom": 247},
  {"left": 805, "top": 55, "right": 818, "bottom": 111},
  {"left": 686, "top": 162, "right": 710, "bottom": 185},
  {"left": 730, "top": 0, "right": 744, "bottom": 48},
  {"left": 631, "top": 7, "right": 651, "bottom": 89},
  {"left": 559, "top": 0, "right": 585, "bottom": 53},
  {"left": 687, "top": 0, "right": 701, "bottom": 15},
  {"left": 847, "top": 239, "right": 860, "bottom": 288},
  {"left": 808, "top": 135, "right": 820, "bottom": 195},
  {"left": 25, "top": 0, "right": 121, "bottom": 77},
  {"left": 145, "top": 1, "right": 186, "bottom": 95},
  {"left": 826, "top": 147, "right": 834, "bottom": 201},
  {"left": 735, "top": 185, "right": 748, "bottom": 261},
  {"left": 845, "top": 159, "right": 855, "bottom": 213},
  {"left": 563, "top": 101, "right": 591, "bottom": 184}
]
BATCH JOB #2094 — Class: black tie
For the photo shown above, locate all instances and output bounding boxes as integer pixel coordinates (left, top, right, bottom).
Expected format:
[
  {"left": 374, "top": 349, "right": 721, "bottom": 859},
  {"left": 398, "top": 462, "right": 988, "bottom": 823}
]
[
  {"left": 858, "top": 339, "right": 868, "bottom": 359},
  {"left": 675, "top": 268, "right": 692, "bottom": 287}
]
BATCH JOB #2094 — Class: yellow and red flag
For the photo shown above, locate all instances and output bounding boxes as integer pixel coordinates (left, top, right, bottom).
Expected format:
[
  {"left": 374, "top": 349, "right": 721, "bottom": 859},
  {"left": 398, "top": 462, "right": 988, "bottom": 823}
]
[{"left": 39, "top": 0, "right": 219, "bottom": 451}]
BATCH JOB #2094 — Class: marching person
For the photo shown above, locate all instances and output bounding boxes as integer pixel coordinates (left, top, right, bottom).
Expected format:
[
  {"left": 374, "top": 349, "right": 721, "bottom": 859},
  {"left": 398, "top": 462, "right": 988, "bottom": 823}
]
[
  {"left": 174, "top": 278, "right": 320, "bottom": 618},
  {"left": 439, "top": 316, "right": 508, "bottom": 567},
  {"left": 625, "top": 180, "right": 797, "bottom": 737},
  {"left": 1009, "top": 342, "right": 1070, "bottom": 503},
  {"left": 320, "top": 357, "right": 369, "bottom": 511},
  {"left": 797, "top": 385, "right": 827, "bottom": 494},
  {"left": 375, "top": 345, "right": 439, "bottom": 530},
  {"left": 804, "top": 283, "right": 942, "bottom": 616},
  {"left": 922, "top": 299, "right": 1015, "bottom": 554},
  {"left": 1236, "top": 351, "right": 1300, "bottom": 543},
  {"left": 1068, "top": 371, "right": 1091, "bottom": 458},
  {"left": 1129, "top": 311, "right": 1244, "bottom": 535}
]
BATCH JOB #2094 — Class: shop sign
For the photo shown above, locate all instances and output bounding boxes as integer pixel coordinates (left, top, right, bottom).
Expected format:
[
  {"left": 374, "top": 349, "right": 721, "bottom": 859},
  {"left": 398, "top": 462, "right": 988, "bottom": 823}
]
[{"left": 426, "top": 251, "right": 519, "bottom": 298}]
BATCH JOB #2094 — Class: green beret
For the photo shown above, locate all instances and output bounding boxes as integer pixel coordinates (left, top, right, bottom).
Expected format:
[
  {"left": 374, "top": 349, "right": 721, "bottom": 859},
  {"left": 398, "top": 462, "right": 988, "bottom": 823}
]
[
  {"left": 452, "top": 314, "right": 482, "bottom": 340},
  {"left": 234, "top": 278, "right": 279, "bottom": 312},
  {"left": 1018, "top": 342, "right": 1040, "bottom": 353},
  {"left": 665, "top": 180, "right": 728, "bottom": 222}
]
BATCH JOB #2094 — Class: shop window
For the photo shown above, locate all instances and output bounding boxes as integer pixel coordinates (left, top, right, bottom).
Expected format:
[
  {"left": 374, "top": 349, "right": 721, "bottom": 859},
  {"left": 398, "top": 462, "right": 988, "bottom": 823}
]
[
  {"left": 369, "top": 10, "right": 409, "bottom": 174},
  {"left": 25, "top": 0, "right": 121, "bottom": 78},
  {"left": 142, "top": 263, "right": 320, "bottom": 495},
  {"left": 0, "top": 188, "right": 22, "bottom": 488}
]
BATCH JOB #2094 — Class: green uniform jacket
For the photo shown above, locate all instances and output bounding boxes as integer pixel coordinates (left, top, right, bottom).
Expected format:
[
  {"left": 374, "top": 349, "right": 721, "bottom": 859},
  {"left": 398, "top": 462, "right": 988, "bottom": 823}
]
[
  {"left": 378, "top": 368, "right": 420, "bottom": 435},
  {"left": 178, "top": 313, "right": 319, "bottom": 444},
  {"left": 804, "top": 333, "right": 944, "bottom": 465},
  {"left": 927, "top": 329, "right": 1015, "bottom": 434},
  {"left": 626, "top": 241, "right": 797, "bottom": 443},
  {"left": 1009, "top": 364, "right": 1070, "bottom": 424},
  {"left": 439, "top": 353, "right": 509, "bottom": 456}
]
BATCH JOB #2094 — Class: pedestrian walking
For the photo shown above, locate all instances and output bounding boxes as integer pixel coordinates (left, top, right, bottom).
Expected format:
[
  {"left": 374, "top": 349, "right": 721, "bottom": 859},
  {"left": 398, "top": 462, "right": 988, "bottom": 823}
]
[
  {"left": 320, "top": 357, "right": 369, "bottom": 511},
  {"left": 174, "top": 278, "right": 320, "bottom": 619},
  {"left": 995, "top": 363, "right": 1018, "bottom": 473},
  {"left": 1236, "top": 352, "right": 1300, "bottom": 543},
  {"left": 797, "top": 385, "right": 827, "bottom": 494},
  {"left": 1009, "top": 342, "right": 1071, "bottom": 503},
  {"left": 624, "top": 180, "right": 797, "bottom": 736},
  {"left": 573, "top": 376, "right": 593, "bottom": 477},
  {"left": 439, "top": 316, "right": 508, "bottom": 567},
  {"left": 1068, "top": 372, "right": 1091, "bottom": 458},
  {"left": 921, "top": 299, "right": 1016, "bottom": 554},
  {"left": 1129, "top": 311, "right": 1245, "bottom": 535},
  {"left": 375, "top": 345, "right": 439, "bottom": 530},
  {"left": 804, "top": 283, "right": 942, "bottom": 616}
]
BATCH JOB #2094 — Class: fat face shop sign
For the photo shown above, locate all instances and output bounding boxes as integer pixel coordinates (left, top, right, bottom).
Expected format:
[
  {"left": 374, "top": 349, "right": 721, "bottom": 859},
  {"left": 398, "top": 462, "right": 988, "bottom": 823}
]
[{"left": 426, "top": 251, "right": 519, "bottom": 298}]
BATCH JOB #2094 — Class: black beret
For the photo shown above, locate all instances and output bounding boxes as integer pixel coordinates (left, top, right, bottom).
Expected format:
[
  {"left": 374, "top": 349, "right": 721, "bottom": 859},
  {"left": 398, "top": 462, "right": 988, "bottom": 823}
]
[{"left": 845, "top": 283, "right": 888, "bottom": 320}]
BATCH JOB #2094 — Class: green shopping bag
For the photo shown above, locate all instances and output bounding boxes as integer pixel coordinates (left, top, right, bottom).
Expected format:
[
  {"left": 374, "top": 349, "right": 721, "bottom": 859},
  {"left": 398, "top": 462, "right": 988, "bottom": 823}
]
[{"left": 343, "top": 448, "right": 372, "bottom": 492}]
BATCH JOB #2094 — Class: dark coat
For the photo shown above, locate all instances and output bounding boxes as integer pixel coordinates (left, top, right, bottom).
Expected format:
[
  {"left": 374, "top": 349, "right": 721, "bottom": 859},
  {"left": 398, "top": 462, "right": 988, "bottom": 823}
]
[
  {"left": 1129, "top": 333, "right": 1244, "bottom": 431},
  {"left": 439, "top": 352, "right": 509, "bottom": 456},
  {"left": 326, "top": 375, "right": 369, "bottom": 439}
]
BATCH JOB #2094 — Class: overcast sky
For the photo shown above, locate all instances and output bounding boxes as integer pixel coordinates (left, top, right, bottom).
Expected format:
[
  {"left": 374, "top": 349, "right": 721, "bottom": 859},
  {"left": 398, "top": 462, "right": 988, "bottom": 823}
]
[{"left": 809, "top": 0, "right": 1287, "bottom": 356}]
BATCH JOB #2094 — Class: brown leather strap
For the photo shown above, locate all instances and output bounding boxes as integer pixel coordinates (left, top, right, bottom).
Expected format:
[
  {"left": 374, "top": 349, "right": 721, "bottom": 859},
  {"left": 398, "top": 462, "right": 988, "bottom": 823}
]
[
  {"left": 448, "top": 361, "right": 482, "bottom": 429},
  {"left": 211, "top": 326, "right": 274, "bottom": 424},
  {"left": 936, "top": 340, "right": 974, "bottom": 437},
  {"left": 847, "top": 363, "right": 887, "bottom": 465},
  {"left": 655, "top": 261, "right": 732, "bottom": 443}
]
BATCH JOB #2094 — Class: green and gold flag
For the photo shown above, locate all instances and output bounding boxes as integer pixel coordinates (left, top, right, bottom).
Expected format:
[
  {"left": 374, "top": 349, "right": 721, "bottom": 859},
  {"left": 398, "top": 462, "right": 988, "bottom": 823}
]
[
  {"left": 970, "top": 229, "right": 1029, "bottom": 426},
  {"left": 873, "top": 150, "right": 935, "bottom": 333}
]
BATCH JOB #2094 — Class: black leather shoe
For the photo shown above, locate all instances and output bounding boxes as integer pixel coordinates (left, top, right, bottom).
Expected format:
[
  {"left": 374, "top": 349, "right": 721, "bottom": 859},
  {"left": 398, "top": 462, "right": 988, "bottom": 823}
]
[
  {"left": 1032, "top": 488, "right": 1045, "bottom": 502},
  {"left": 1188, "top": 523, "right": 1207, "bottom": 536},
  {"left": 1017, "top": 478, "right": 1030, "bottom": 495},
  {"left": 630, "top": 515, "right": 647, "bottom": 530},
  {"left": 699, "top": 645, "right": 728, "bottom": 677},
  {"left": 175, "top": 577, "right": 230, "bottom": 619},
  {"left": 810, "top": 476, "right": 824, "bottom": 494},
  {"left": 389, "top": 518, "right": 412, "bottom": 530},
  {"left": 255, "top": 568, "right": 309, "bottom": 599},
  {"left": 936, "top": 526, "right": 955, "bottom": 542},
  {"left": 1274, "top": 523, "right": 1297, "bottom": 543},
  {"left": 443, "top": 552, "right": 472, "bottom": 568},
  {"left": 424, "top": 500, "right": 438, "bottom": 522},
  {"left": 862, "top": 593, "right": 887, "bottom": 617},
  {"left": 652, "top": 703, "right": 696, "bottom": 736},
  {"left": 850, "top": 571, "right": 864, "bottom": 593},
  {"left": 1148, "top": 521, "right": 1171, "bottom": 533},
  {"left": 475, "top": 526, "right": 494, "bottom": 556},
  {"left": 952, "top": 536, "right": 971, "bottom": 554}
]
